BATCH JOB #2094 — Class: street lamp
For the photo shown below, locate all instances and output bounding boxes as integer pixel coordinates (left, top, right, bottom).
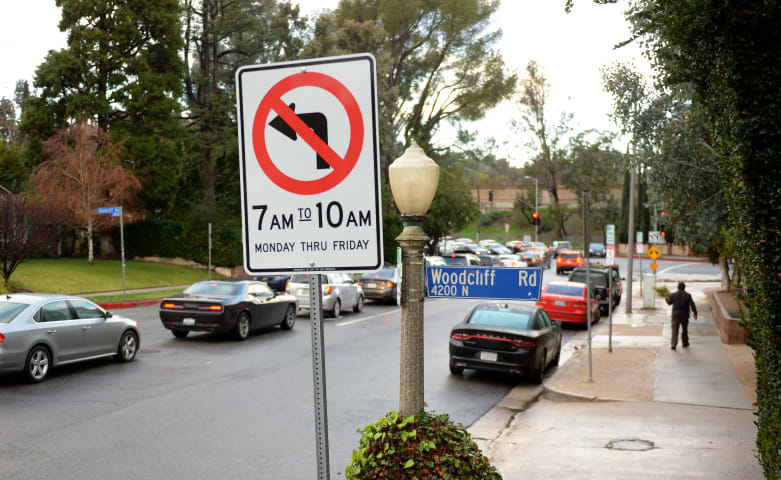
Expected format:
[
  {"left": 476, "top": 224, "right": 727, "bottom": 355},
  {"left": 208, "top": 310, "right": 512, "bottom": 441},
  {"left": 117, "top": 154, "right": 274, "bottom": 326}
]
[
  {"left": 525, "top": 176, "right": 538, "bottom": 242},
  {"left": 389, "top": 141, "right": 440, "bottom": 417}
]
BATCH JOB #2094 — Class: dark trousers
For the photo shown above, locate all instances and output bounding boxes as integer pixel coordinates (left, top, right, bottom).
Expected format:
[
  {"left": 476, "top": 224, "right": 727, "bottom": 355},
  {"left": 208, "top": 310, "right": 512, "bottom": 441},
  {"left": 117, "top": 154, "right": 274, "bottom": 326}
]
[{"left": 671, "top": 313, "right": 690, "bottom": 348}]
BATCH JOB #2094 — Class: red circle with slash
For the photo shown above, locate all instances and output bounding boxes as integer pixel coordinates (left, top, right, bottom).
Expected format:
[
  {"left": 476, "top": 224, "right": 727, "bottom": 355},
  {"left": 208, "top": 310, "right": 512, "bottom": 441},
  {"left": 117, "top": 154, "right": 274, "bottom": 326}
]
[{"left": 252, "top": 72, "right": 364, "bottom": 195}]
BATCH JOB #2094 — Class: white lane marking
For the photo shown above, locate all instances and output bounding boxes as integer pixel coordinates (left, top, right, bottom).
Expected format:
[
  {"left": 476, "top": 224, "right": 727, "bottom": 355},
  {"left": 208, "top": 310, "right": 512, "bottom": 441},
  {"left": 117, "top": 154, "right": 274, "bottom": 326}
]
[
  {"left": 657, "top": 263, "right": 690, "bottom": 275},
  {"left": 335, "top": 299, "right": 445, "bottom": 326}
]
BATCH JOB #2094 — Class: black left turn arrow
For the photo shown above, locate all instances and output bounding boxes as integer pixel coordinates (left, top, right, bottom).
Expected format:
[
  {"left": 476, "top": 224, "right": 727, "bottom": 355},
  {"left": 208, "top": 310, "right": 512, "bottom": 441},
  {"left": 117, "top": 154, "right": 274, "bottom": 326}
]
[{"left": 269, "top": 103, "right": 330, "bottom": 170}]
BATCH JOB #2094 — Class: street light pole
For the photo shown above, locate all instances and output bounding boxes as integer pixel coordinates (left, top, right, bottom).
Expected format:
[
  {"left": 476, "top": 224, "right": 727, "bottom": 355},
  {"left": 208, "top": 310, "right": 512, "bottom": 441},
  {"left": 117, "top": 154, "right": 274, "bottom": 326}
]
[{"left": 389, "top": 142, "right": 440, "bottom": 417}]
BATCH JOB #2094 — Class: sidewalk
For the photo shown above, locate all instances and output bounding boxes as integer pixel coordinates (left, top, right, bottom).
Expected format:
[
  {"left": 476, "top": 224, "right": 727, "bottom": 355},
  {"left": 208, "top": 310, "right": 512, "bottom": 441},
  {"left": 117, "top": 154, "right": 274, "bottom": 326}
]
[{"left": 469, "top": 277, "right": 762, "bottom": 479}]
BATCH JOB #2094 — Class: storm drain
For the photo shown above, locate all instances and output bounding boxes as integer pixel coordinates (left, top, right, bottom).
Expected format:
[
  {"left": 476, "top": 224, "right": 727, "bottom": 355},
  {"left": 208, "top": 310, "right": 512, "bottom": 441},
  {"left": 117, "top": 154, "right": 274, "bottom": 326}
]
[{"left": 606, "top": 439, "right": 655, "bottom": 451}]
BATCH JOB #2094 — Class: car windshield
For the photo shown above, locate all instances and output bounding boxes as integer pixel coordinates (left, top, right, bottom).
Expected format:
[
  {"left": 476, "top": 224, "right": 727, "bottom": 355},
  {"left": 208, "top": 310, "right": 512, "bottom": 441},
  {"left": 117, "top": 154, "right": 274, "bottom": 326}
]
[
  {"left": 560, "top": 252, "right": 580, "bottom": 259},
  {"left": 0, "top": 302, "right": 28, "bottom": 323},
  {"left": 545, "top": 284, "right": 584, "bottom": 297},
  {"left": 557, "top": 242, "right": 572, "bottom": 248},
  {"left": 442, "top": 256, "right": 468, "bottom": 265},
  {"left": 590, "top": 243, "right": 604, "bottom": 249},
  {"left": 468, "top": 309, "right": 532, "bottom": 329},
  {"left": 184, "top": 282, "right": 239, "bottom": 296},
  {"left": 569, "top": 272, "right": 607, "bottom": 286}
]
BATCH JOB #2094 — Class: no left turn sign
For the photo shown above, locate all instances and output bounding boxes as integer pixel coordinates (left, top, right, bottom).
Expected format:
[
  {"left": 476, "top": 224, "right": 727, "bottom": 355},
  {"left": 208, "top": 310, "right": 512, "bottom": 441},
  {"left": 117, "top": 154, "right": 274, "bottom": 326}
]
[{"left": 236, "top": 54, "right": 383, "bottom": 274}]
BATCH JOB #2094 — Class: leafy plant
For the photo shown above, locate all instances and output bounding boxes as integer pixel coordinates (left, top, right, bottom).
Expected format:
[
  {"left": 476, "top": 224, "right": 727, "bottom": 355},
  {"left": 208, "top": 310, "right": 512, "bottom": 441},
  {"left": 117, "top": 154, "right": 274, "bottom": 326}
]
[{"left": 345, "top": 410, "right": 502, "bottom": 480}]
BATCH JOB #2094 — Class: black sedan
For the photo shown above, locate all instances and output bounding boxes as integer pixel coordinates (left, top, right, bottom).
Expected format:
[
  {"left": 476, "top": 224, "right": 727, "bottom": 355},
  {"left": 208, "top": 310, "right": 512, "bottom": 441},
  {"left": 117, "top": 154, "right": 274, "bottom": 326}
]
[
  {"left": 448, "top": 303, "right": 562, "bottom": 384},
  {"left": 159, "top": 280, "right": 298, "bottom": 340}
]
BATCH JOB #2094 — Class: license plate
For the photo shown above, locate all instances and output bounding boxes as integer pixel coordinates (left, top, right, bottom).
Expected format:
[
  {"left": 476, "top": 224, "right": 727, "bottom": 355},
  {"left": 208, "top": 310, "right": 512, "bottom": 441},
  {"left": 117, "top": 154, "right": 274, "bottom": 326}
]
[
  {"left": 183, "top": 318, "right": 195, "bottom": 326},
  {"left": 368, "top": 282, "right": 377, "bottom": 288},
  {"left": 555, "top": 300, "right": 567, "bottom": 307},
  {"left": 480, "top": 351, "right": 498, "bottom": 362}
]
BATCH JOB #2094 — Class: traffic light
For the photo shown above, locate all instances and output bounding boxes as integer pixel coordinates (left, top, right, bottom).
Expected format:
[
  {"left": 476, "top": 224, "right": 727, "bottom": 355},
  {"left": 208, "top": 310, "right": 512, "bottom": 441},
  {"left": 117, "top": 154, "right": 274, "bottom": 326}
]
[
  {"left": 532, "top": 212, "right": 541, "bottom": 226},
  {"left": 660, "top": 209, "right": 666, "bottom": 217},
  {"left": 488, "top": 190, "right": 494, "bottom": 202}
]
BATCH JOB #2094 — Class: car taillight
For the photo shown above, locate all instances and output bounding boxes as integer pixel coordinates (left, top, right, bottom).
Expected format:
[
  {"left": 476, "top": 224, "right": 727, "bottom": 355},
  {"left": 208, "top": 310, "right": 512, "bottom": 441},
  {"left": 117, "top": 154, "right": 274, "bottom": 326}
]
[
  {"left": 0, "top": 332, "right": 4, "bottom": 343},
  {"left": 323, "top": 285, "right": 332, "bottom": 295},
  {"left": 386, "top": 282, "right": 394, "bottom": 288},
  {"left": 285, "top": 284, "right": 291, "bottom": 293},
  {"left": 162, "top": 302, "right": 183, "bottom": 309},
  {"left": 198, "top": 304, "right": 223, "bottom": 311}
]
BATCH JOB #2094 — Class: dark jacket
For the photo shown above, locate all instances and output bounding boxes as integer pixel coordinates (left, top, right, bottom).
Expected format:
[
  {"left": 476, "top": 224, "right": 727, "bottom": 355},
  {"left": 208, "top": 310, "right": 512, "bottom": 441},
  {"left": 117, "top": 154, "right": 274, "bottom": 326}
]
[{"left": 666, "top": 290, "right": 697, "bottom": 316}]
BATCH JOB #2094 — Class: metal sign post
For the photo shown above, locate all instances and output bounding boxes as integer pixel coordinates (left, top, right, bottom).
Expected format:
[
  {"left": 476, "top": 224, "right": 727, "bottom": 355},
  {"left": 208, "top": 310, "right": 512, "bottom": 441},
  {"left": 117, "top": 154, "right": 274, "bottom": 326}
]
[
  {"left": 119, "top": 207, "right": 126, "bottom": 298},
  {"left": 208, "top": 223, "right": 212, "bottom": 280},
  {"left": 606, "top": 224, "right": 615, "bottom": 353},
  {"left": 309, "top": 273, "right": 330, "bottom": 480},
  {"left": 97, "top": 206, "right": 126, "bottom": 298},
  {"left": 236, "top": 54, "right": 386, "bottom": 480},
  {"left": 583, "top": 192, "right": 592, "bottom": 382}
]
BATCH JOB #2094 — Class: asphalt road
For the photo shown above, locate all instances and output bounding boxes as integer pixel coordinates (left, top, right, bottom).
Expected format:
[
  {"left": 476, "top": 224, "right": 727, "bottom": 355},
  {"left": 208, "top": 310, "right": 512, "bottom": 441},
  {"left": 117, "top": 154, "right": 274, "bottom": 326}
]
[
  {"left": 0, "top": 269, "right": 576, "bottom": 480},
  {"left": 0, "top": 259, "right": 715, "bottom": 480}
]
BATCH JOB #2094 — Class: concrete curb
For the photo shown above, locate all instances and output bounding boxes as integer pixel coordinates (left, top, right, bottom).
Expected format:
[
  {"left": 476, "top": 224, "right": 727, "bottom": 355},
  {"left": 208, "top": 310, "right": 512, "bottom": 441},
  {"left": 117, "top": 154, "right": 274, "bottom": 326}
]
[{"left": 98, "top": 298, "right": 163, "bottom": 310}]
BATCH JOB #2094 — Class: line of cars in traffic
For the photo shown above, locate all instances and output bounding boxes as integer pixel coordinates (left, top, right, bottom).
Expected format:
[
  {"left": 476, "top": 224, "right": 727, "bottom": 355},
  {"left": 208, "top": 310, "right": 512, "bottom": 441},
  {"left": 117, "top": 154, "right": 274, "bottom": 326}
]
[
  {"left": 0, "top": 237, "right": 617, "bottom": 385},
  {"left": 441, "top": 237, "right": 620, "bottom": 383}
]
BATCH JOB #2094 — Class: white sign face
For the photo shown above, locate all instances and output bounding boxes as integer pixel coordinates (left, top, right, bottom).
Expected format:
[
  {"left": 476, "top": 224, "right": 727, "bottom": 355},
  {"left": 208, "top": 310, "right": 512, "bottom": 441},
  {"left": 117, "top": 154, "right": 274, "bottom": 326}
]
[
  {"left": 606, "top": 224, "right": 615, "bottom": 246},
  {"left": 648, "top": 231, "right": 664, "bottom": 244},
  {"left": 606, "top": 245, "right": 615, "bottom": 265},
  {"left": 236, "top": 54, "right": 383, "bottom": 273}
]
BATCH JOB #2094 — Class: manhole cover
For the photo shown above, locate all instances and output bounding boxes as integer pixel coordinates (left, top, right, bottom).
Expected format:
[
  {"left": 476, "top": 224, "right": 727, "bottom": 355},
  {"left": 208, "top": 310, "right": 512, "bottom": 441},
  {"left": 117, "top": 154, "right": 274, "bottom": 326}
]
[{"left": 606, "top": 439, "right": 655, "bottom": 451}]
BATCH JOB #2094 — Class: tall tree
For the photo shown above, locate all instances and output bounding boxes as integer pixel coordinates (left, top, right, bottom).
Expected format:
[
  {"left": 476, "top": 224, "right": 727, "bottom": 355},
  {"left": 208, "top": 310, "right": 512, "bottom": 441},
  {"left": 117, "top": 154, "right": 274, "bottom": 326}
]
[
  {"left": 182, "top": 0, "right": 306, "bottom": 214},
  {"left": 19, "top": 0, "right": 185, "bottom": 212},
  {"left": 581, "top": 1, "right": 781, "bottom": 473},
  {"left": 0, "top": 194, "right": 52, "bottom": 288},
  {"left": 32, "top": 123, "right": 140, "bottom": 264},
  {"left": 307, "top": 0, "right": 515, "bottom": 255},
  {"left": 514, "top": 60, "right": 572, "bottom": 239}
]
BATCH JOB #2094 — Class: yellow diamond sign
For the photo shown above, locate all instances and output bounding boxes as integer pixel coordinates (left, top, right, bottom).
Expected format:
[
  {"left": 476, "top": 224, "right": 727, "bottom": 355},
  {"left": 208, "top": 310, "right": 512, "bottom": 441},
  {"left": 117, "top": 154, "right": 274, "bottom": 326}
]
[
  {"left": 650, "top": 261, "right": 659, "bottom": 271},
  {"left": 647, "top": 245, "right": 661, "bottom": 260}
]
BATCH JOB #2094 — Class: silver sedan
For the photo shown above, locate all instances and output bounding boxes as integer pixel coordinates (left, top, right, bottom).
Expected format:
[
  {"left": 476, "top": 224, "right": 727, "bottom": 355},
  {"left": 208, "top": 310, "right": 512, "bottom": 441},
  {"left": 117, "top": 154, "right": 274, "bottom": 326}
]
[{"left": 0, "top": 293, "right": 139, "bottom": 383}]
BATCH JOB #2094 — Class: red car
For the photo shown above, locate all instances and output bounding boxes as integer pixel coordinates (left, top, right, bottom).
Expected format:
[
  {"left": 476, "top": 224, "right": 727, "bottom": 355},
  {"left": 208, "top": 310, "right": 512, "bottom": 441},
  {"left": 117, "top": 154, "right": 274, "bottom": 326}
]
[
  {"left": 536, "top": 281, "right": 601, "bottom": 326},
  {"left": 556, "top": 249, "right": 584, "bottom": 275}
]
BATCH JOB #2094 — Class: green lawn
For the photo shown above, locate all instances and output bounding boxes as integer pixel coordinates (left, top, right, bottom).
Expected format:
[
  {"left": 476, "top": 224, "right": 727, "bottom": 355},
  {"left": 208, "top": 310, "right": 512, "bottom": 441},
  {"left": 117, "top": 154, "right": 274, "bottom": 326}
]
[{"left": 11, "top": 258, "right": 226, "bottom": 294}]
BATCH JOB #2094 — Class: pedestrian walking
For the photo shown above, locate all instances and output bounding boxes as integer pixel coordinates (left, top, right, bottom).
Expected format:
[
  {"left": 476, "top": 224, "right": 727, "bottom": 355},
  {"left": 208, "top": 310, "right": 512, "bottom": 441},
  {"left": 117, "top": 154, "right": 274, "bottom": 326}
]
[{"left": 665, "top": 282, "right": 698, "bottom": 350}]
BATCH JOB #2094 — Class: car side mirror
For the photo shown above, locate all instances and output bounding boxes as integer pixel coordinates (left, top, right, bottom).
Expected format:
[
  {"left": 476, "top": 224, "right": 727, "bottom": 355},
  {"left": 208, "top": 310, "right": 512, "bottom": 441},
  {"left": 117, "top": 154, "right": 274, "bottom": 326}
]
[{"left": 105, "top": 311, "right": 113, "bottom": 319}]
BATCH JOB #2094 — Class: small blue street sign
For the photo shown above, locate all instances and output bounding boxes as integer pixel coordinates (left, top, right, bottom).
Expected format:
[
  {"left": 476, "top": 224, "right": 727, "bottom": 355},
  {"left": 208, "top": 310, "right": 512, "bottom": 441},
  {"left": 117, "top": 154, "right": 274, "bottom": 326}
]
[
  {"left": 97, "top": 207, "right": 121, "bottom": 216},
  {"left": 426, "top": 266, "right": 543, "bottom": 301}
]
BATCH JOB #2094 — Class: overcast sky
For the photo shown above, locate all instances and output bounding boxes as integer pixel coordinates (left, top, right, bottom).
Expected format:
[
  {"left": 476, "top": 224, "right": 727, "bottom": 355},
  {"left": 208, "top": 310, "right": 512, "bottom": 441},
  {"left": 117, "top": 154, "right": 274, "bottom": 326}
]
[{"left": 0, "top": 0, "right": 653, "bottom": 166}]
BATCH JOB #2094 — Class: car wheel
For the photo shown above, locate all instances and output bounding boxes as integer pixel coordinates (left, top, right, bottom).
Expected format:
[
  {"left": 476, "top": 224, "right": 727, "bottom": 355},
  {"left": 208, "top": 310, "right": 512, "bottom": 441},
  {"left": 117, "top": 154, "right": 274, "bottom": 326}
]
[
  {"left": 331, "top": 300, "right": 341, "bottom": 318},
  {"left": 449, "top": 361, "right": 464, "bottom": 376},
  {"left": 116, "top": 330, "right": 138, "bottom": 363},
  {"left": 531, "top": 351, "right": 546, "bottom": 385},
  {"left": 353, "top": 294, "right": 364, "bottom": 313},
  {"left": 24, "top": 345, "right": 51, "bottom": 383},
  {"left": 172, "top": 329, "right": 189, "bottom": 338},
  {"left": 280, "top": 305, "right": 296, "bottom": 330},
  {"left": 234, "top": 312, "right": 251, "bottom": 340}
]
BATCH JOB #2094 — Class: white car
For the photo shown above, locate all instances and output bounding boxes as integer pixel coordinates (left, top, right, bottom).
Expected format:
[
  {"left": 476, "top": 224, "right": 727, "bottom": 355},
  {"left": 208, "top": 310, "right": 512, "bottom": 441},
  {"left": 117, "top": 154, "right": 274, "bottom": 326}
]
[
  {"left": 286, "top": 273, "right": 364, "bottom": 317},
  {"left": 498, "top": 254, "right": 528, "bottom": 267}
]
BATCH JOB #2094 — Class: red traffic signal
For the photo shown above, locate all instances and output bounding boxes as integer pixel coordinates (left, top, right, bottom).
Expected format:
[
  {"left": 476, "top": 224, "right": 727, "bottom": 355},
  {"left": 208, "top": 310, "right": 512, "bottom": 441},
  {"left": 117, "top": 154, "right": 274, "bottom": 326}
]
[
  {"left": 531, "top": 212, "right": 541, "bottom": 226},
  {"left": 661, "top": 231, "right": 666, "bottom": 238},
  {"left": 660, "top": 210, "right": 666, "bottom": 216}
]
